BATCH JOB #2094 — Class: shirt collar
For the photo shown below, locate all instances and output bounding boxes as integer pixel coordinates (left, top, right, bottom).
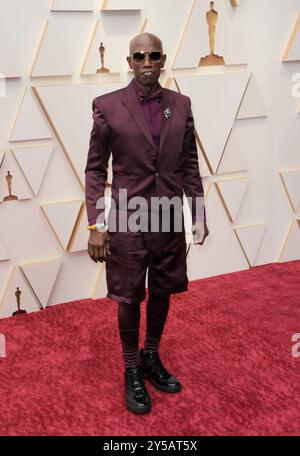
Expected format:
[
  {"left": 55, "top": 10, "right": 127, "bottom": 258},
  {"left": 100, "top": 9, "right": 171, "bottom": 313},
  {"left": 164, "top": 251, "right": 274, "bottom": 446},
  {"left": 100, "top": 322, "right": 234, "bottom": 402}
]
[{"left": 132, "top": 78, "right": 163, "bottom": 103}]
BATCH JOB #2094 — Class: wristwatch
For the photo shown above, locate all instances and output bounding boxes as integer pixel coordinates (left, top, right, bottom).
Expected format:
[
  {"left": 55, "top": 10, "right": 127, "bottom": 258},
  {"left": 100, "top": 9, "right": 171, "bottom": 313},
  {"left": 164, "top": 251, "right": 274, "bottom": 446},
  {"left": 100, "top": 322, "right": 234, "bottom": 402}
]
[{"left": 87, "top": 222, "right": 107, "bottom": 232}]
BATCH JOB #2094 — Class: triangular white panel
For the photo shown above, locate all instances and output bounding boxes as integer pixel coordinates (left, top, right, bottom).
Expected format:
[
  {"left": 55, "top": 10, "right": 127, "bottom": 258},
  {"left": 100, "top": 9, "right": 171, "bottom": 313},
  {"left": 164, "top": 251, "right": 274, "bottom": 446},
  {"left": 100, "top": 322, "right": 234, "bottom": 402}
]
[
  {"left": 41, "top": 200, "right": 82, "bottom": 250},
  {"left": 173, "top": 0, "right": 247, "bottom": 69},
  {"left": 216, "top": 178, "right": 248, "bottom": 222},
  {"left": 101, "top": 0, "right": 143, "bottom": 10},
  {"left": 186, "top": 183, "right": 248, "bottom": 280},
  {"left": 280, "top": 170, "right": 300, "bottom": 212},
  {"left": 31, "top": 17, "right": 93, "bottom": 77},
  {"left": 235, "top": 224, "right": 266, "bottom": 266},
  {"left": 51, "top": 0, "right": 96, "bottom": 11},
  {"left": 176, "top": 72, "right": 250, "bottom": 173},
  {"left": 81, "top": 20, "right": 121, "bottom": 75},
  {"left": 0, "top": 267, "right": 41, "bottom": 319},
  {"left": 20, "top": 258, "right": 62, "bottom": 308},
  {"left": 12, "top": 146, "right": 53, "bottom": 196},
  {"left": 0, "top": 150, "right": 33, "bottom": 201},
  {"left": 0, "top": 31, "right": 21, "bottom": 78},
  {"left": 69, "top": 207, "right": 89, "bottom": 252},
  {"left": 217, "top": 128, "right": 247, "bottom": 174},
  {"left": 166, "top": 78, "right": 211, "bottom": 177},
  {"left": 31, "top": 21, "right": 72, "bottom": 77},
  {"left": 236, "top": 73, "right": 267, "bottom": 119},
  {"left": 9, "top": 89, "right": 52, "bottom": 142},
  {"left": 282, "top": 13, "right": 300, "bottom": 62},
  {"left": 0, "top": 239, "right": 10, "bottom": 261},
  {"left": 164, "top": 78, "right": 210, "bottom": 177},
  {"left": 34, "top": 83, "right": 122, "bottom": 186},
  {"left": 279, "top": 220, "right": 300, "bottom": 262}
]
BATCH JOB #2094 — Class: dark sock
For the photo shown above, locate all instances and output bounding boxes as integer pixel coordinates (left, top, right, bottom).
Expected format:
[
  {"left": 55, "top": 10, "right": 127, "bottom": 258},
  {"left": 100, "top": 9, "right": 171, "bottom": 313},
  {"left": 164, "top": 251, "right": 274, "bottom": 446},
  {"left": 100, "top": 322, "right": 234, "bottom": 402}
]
[
  {"left": 144, "top": 293, "right": 170, "bottom": 353},
  {"left": 118, "top": 300, "right": 141, "bottom": 369}
]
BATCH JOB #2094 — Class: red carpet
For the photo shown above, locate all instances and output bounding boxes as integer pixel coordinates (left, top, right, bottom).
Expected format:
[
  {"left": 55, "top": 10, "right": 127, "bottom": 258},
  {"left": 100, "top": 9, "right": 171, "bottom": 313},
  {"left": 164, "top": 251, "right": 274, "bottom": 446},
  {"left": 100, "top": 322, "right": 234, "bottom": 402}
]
[{"left": 0, "top": 260, "right": 300, "bottom": 436}]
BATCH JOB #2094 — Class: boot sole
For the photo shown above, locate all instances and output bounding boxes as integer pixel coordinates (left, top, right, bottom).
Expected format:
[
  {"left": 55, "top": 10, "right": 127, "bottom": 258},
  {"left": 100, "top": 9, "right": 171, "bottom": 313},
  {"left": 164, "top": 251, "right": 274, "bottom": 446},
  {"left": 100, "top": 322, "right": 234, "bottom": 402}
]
[
  {"left": 125, "top": 399, "right": 151, "bottom": 414},
  {"left": 144, "top": 374, "right": 182, "bottom": 393}
]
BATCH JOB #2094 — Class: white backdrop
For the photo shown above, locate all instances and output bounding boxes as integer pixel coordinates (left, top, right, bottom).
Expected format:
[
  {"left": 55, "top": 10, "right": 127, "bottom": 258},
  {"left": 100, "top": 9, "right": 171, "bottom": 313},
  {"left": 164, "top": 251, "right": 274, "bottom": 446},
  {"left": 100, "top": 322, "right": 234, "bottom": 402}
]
[{"left": 0, "top": 0, "right": 299, "bottom": 318}]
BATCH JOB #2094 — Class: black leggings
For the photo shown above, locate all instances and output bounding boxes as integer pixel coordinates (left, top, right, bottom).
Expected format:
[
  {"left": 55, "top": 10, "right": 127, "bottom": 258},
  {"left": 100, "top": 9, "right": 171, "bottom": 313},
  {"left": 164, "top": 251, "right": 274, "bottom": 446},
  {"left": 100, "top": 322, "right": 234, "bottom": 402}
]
[{"left": 118, "top": 293, "right": 170, "bottom": 369}]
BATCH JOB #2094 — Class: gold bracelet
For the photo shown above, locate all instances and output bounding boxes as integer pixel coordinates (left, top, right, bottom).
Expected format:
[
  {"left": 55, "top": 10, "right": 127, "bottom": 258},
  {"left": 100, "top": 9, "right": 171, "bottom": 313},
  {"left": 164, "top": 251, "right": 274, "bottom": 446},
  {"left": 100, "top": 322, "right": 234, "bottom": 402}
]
[{"left": 87, "top": 224, "right": 97, "bottom": 231}]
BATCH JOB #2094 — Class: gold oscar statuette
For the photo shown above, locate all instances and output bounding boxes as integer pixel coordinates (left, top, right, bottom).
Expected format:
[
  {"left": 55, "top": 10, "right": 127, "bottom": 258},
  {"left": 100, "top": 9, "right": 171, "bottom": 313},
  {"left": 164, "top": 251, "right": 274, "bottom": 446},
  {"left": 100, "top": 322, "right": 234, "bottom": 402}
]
[
  {"left": 3, "top": 171, "right": 18, "bottom": 201},
  {"left": 12, "top": 287, "right": 27, "bottom": 316},
  {"left": 199, "top": 1, "right": 225, "bottom": 67},
  {"left": 97, "top": 42, "right": 110, "bottom": 73}
]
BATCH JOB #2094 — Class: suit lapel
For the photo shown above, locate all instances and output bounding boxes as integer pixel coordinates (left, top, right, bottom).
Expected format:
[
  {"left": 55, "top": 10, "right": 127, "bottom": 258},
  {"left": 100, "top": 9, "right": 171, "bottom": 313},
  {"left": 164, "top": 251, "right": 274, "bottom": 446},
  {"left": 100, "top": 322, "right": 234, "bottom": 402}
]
[
  {"left": 122, "top": 79, "right": 176, "bottom": 152},
  {"left": 122, "top": 79, "right": 155, "bottom": 148}
]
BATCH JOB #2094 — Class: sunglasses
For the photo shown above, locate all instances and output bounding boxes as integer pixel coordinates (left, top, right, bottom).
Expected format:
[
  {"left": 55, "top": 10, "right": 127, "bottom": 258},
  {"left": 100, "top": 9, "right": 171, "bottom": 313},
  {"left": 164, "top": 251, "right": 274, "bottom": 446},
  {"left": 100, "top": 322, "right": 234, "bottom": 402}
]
[{"left": 131, "top": 51, "right": 163, "bottom": 63}]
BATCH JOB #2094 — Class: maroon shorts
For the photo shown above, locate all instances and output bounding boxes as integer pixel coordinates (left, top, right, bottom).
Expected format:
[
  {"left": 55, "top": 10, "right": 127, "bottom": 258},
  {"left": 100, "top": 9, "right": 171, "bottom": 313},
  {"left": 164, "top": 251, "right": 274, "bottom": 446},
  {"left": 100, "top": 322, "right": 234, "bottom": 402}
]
[{"left": 105, "top": 229, "right": 188, "bottom": 304}]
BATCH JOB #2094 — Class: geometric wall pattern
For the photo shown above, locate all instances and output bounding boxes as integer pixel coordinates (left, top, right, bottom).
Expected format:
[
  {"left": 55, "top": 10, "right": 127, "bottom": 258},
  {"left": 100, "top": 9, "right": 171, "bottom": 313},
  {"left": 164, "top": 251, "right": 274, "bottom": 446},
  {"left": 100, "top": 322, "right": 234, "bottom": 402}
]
[
  {"left": 30, "top": 16, "right": 94, "bottom": 77},
  {"left": 282, "top": 13, "right": 300, "bottom": 62},
  {"left": 33, "top": 82, "right": 122, "bottom": 188},
  {"left": 0, "top": 0, "right": 299, "bottom": 320},
  {"left": 217, "top": 128, "right": 247, "bottom": 174},
  {"left": 0, "top": 266, "right": 42, "bottom": 318},
  {"left": 0, "top": 240, "right": 10, "bottom": 262},
  {"left": 0, "top": 29, "right": 21, "bottom": 78},
  {"left": 0, "top": 149, "right": 33, "bottom": 201},
  {"left": 175, "top": 72, "right": 251, "bottom": 173},
  {"left": 9, "top": 88, "right": 52, "bottom": 142},
  {"left": 11, "top": 146, "right": 54, "bottom": 197},
  {"left": 81, "top": 20, "right": 122, "bottom": 75},
  {"left": 278, "top": 219, "right": 300, "bottom": 262},
  {"left": 31, "top": 21, "right": 73, "bottom": 77},
  {"left": 51, "top": 0, "right": 96, "bottom": 11},
  {"left": 19, "top": 257, "right": 62, "bottom": 309},
  {"left": 236, "top": 73, "right": 267, "bottom": 120},
  {"left": 101, "top": 0, "right": 144, "bottom": 10},
  {"left": 234, "top": 223, "right": 266, "bottom": 267},
  {"left": 278, "top": 170, "right": 300, "bottom": 261},
  {"left": 279, "top": 170, "right": 300, "bottom": 213},
  {"left": 40, "top": 200, "right": 83, "bottom": 250},
  {"left": 173, "top": 0, "right": 247, "bottom": 69},
  {"left": 215, "top": 178, "right": 248, "bottom": 222}
]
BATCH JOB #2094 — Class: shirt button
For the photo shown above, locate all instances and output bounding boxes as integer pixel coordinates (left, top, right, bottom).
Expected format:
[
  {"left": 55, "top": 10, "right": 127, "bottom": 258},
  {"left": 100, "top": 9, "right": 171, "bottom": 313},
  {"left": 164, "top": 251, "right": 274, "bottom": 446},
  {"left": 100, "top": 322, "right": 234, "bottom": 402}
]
[{"left": 155, "top": 172, "right": 159, "bottom": 176}]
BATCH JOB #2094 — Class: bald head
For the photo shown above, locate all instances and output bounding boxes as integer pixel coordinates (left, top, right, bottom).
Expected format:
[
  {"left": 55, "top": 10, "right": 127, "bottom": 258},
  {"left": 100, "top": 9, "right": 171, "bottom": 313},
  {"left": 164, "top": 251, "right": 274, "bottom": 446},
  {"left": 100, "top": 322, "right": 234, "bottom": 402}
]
[
  {"left": 129, "top": 32, "right": 163, "bottom": 55},
  {"left": 126, "top": 32, "right": 166, "bottom": 93}
]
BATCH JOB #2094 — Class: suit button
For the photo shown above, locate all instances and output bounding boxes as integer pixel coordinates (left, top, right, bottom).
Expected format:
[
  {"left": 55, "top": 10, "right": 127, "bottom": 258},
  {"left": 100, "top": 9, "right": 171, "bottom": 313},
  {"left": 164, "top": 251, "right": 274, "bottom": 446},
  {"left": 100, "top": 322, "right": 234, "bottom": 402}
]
[{"left": 155, "top": 172, "right": 159, "bottom": 176}]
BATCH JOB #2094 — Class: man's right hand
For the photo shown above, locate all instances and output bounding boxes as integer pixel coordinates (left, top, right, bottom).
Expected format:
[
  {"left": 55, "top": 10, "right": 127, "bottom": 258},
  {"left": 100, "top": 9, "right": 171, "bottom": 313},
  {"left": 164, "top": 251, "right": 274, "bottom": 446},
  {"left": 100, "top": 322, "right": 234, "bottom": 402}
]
[
  {"left": 88, "top": 230, "right": 111, "bottom": 263},
  {"left": 192, "top": 220, "right": 209, "bottom": 245}
]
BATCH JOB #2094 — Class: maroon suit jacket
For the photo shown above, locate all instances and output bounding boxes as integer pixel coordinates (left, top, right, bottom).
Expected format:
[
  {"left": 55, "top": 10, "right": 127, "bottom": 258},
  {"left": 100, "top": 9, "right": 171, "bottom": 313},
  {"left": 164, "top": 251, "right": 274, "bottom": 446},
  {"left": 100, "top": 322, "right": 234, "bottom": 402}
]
[{"left": 85, "top": 77, "right": 205, "bottom": 228}]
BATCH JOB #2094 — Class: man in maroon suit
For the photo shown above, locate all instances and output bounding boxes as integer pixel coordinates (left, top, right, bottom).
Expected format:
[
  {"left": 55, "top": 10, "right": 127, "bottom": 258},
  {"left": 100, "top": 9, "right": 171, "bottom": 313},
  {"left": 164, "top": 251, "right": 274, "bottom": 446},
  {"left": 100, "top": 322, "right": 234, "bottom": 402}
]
[{"left": 85, "top": 32, "right": 209, "bottom": 414}]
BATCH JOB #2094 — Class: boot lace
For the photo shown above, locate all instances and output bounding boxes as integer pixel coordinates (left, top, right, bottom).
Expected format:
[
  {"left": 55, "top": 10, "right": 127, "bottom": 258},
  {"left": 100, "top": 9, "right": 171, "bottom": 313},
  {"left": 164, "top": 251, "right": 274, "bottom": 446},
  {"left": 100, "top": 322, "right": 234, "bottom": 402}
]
[
  {"left": 127, "top": 366, "right": 147, "bottom": 401},
  {"left": 146, "top": 352, "right": 169, "bottom": 378}
]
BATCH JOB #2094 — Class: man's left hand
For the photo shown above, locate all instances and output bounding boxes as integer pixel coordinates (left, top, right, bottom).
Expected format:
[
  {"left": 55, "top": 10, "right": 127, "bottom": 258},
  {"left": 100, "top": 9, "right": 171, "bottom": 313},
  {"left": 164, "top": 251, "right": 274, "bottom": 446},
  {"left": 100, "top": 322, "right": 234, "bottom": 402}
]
[{"left": 192, "top": 221, "right": 209, "bottom": 245}]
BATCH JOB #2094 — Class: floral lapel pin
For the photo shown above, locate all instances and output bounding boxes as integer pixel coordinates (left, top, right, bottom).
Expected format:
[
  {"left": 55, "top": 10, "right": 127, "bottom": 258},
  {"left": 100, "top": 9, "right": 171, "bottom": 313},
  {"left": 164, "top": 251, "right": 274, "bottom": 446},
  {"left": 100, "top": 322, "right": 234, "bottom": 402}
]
[{"left": 163, "top": 107, "right": 172, "bottom": 119}]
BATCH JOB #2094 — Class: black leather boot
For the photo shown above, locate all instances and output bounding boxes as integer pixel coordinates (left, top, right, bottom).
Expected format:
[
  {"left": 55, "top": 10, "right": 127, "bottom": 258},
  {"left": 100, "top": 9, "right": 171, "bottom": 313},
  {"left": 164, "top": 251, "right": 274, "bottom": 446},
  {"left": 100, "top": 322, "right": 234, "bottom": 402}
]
[
  {"left": 124, "top": 364, "right": 151, "bottom": 414},
  {"left": 140, "top": 348, "right": 182, "bottom": 393}
]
